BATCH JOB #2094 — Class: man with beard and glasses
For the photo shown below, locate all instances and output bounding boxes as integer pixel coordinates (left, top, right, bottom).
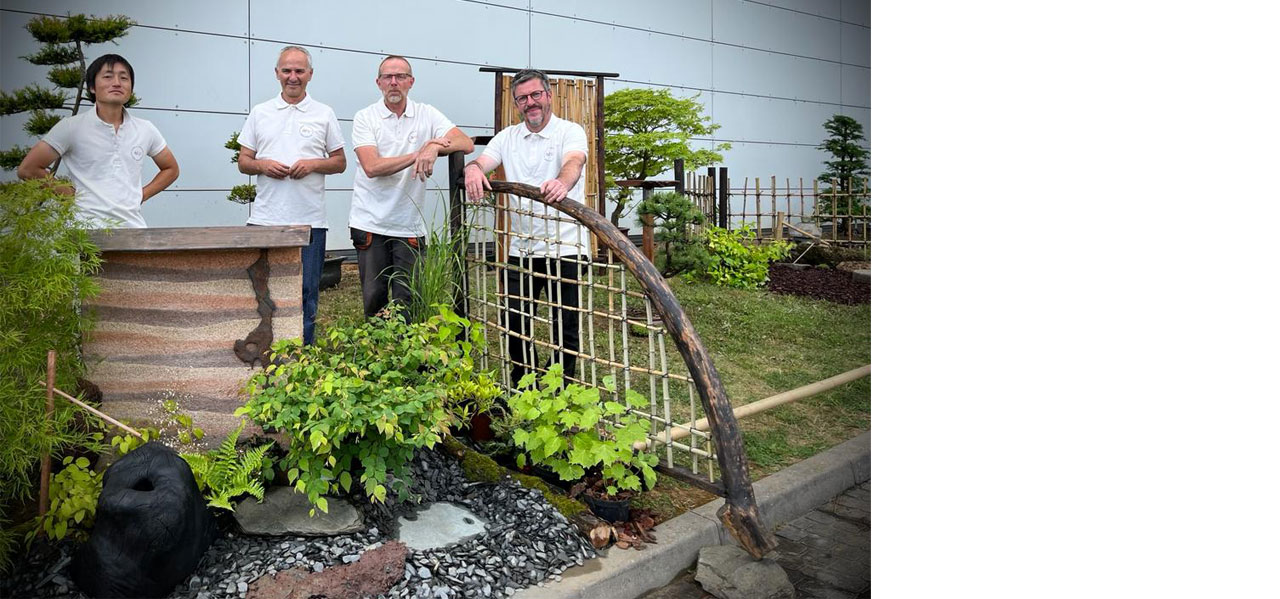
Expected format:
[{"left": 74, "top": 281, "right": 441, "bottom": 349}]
[
  {"left": 349, "top": 55, "right": 473, "bottom": 318},
  {"left": 237, "top": 45, "right": 346, "bottom": 345},
  {"left": 18, "top": 53, "right": 180, "bottom": 228},
  {"left": 463, "top": 68, "right": 589, "bottom": 385}
]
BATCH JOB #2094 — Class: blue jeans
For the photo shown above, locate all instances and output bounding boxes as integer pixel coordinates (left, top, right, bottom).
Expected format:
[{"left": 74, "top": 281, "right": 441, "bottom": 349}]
[{"left": 300, "top": 228, "right": 327, "bottom": 345}]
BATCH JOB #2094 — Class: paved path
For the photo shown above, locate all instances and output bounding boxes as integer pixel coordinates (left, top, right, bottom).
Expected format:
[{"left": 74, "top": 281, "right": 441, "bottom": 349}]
[{"left": 641, "top": 481, "right": 870, "bottom": 599}]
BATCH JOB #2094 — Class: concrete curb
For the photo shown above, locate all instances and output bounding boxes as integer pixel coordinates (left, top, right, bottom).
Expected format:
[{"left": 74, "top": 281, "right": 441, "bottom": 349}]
[{"left": 513, "top": 430, "right": 870, "bottom": 599}]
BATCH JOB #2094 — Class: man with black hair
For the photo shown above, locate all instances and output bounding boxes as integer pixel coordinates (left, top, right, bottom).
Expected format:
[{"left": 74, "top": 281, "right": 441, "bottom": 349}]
[
  {"left": 18, "top": 53, "right": 180, "bottom": 228},
  {"left": 463, "top": 68, "right": 589, "bottom": 385}
]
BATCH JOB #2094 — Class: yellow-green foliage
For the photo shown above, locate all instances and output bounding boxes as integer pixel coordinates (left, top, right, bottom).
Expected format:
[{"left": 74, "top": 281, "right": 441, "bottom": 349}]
[{"left": 28, "top": 456, "right": 102, "bottom": 544}]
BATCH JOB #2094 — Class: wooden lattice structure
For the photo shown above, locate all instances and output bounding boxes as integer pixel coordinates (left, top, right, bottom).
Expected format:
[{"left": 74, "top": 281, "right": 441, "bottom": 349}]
[
  {"left": 445, "top": 155, "right": 775, "bottom": 558},
  {"left": 683, "top": 169, "right": 871, "bottom": 248}
]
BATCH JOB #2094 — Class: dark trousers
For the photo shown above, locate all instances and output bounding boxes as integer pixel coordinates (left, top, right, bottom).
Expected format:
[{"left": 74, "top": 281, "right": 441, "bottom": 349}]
[
  {"left": 352, "top": 227, "right": 423, "bottom": 318},
  {"left": 504, "top": 256, "right": 582, "bottom": 385}
]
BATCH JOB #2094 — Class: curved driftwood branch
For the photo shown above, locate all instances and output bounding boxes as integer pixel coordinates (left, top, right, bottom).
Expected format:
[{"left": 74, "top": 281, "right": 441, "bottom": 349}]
[{"left": 479, "top": 181, "right": 776, "bottom": 558}]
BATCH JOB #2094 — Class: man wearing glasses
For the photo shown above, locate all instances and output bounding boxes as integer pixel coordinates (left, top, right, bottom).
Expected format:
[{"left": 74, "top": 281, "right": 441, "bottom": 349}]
[
  {"left": 237, "top": 45, "right": 346, "bottom": 345},
  {"left": 463, "top": 68, "right": 589, "bottom": 385},
  {"left": 349, "top": 55, "right": 473, "bottom": 318}
]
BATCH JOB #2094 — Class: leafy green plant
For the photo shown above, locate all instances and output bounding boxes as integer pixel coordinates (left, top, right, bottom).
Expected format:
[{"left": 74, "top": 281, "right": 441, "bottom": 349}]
[
  {"left": 0, "top": 13, "right": 136, "bottom": 170},
  {"left": 0, "top": 179, "right": 101, "bottom": 569},
  {"left": 238, "top": 305, "right": 499, "bottom": 514},
  {"left": 697, "top": 225, "right": 793, "bottom": 289},
  {"left": 27, "top": 456, "right": 102, "bottom": 543},
  {"left": 508, "top": 364, "right": 657, "bottom": 497},
  {"left": 181, "top": 421, "right": 273, "bottom": 512},
  {"left": 603, "top": 88, "right": 730, "bottom": 227},
  {"left": 636, "top": 191, "right": 710, "bottom": 278}
]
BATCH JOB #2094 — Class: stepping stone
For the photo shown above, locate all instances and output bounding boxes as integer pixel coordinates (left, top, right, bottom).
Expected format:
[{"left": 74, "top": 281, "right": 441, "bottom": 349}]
[
  {"left": 234, "top": 486, "right": 363, "bottom": 536},
  {"left": 397, "top": 502, "right": 486, "bottom": 551}
]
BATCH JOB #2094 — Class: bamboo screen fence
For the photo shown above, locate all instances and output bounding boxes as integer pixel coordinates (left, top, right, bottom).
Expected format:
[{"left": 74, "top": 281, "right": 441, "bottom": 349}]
[{"left": 682, "top": 171, "right": 871, "bottom": 247}]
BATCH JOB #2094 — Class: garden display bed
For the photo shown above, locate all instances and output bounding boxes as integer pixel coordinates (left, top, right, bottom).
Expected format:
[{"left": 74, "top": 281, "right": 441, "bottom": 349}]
[
  {"left": 2, "top": 446, "right": 597, "bottom": 599},
  {"left": 767, "top": 263, "right": 870, "bottom": 306}
]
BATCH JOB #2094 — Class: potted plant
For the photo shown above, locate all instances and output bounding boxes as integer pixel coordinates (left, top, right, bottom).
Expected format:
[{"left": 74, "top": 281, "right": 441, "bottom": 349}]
[{"left": 507, "top": 364, "right": 657, "bottom": 522}]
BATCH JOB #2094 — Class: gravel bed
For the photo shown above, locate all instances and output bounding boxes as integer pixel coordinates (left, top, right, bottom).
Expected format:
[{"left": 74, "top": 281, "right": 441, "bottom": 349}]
[{"left": 2, "top": 446, "right": 597, "bottom": 599}]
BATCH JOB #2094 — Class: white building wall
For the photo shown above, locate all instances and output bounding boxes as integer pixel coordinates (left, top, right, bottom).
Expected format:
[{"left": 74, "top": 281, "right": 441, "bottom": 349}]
[{"left": 0, "top": 0, "right": 869, "bottom": 248}]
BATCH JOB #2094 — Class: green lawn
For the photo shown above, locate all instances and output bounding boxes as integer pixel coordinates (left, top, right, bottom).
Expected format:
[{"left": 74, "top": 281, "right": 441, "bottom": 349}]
[{"left": 317, "top": 262, "right": 870, "bottom": 521}]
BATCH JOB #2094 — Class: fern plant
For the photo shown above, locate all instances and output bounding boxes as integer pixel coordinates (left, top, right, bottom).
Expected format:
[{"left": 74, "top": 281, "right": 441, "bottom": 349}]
[{"left": 180, "top": 421, "right": 273, "bottom": 512}]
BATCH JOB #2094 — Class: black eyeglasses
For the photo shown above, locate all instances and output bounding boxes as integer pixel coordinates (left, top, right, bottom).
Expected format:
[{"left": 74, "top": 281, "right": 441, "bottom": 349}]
[
  {"left": 378, "top": 73, "right": 411, "bottom": 82},
  {"left": 514, "top": 90, "right": 548, "bottom": 105}
]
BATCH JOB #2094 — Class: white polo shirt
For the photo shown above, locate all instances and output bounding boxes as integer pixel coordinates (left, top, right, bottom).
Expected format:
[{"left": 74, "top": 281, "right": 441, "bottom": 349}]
[
  {"left": 350, "top": 98, "right": 456, "bottom": 237},
  {"left": 238, "top": 93, "right": 345, "bottom": 229},
  {"left": 481, "top": 114, "right": 590, "bottom": 258},
  {"left": 41, "top": 110, "right": 167, "bottom": 229}
]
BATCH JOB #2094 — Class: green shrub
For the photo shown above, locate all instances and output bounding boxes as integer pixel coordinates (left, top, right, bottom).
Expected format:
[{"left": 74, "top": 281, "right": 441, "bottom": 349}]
[
  {"left": 697, "top": 225, "right": 793, "bottom": 289},
  {"left": 508, "top": 364, "right": 657, "bottom": 497},
  {"left": 27, "top": 455, "right": 102, "bottom": 544},
  {"left": 0, "top": 179, "right": 102, "bottom": 570},
  {"left": 238, "top": 305, "right": 499, "bottom": 513},
  {"left": 636, "top": 191, "right": 710, "bottom": 278}
]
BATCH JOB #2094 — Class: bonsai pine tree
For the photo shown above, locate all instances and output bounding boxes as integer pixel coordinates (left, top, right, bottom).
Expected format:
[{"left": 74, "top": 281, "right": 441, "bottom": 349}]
[
  {"left": 636, "top": 191, "right": 710, "bottom": 278},
  {"left": 816, "top": 114, "right": 871, "bottom": 219},
  {"left": 0, "top": 13, "right": 136, "bottom": 171},
  {"left": 603, "top": 88, "right": 730, "bottom": 227}
]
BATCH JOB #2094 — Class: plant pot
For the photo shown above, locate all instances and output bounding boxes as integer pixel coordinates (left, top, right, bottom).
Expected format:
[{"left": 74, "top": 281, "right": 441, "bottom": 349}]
[
  {"left": 583, "top": 493, "right": 631, "bottom": 523},
  {"left": 320, "top": 255, "right": 344, "bottom": 290},
  {"left": 468, "top": 412, "right": 494, "bottom": 442}
]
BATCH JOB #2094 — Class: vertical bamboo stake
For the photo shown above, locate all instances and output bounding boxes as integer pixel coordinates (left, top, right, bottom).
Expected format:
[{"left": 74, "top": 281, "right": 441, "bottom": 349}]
[
  {"left": 785, "top": 177, "right": 793, "bottom": 230},
  {"left": 770, "top": 176, "right": 777, "bottom": 241},
  {"left": 747, "top": 176, "right": 757, "bottom": 241},
  {"left": 38, "top": 350, "right": 55, "bottom": 520}
]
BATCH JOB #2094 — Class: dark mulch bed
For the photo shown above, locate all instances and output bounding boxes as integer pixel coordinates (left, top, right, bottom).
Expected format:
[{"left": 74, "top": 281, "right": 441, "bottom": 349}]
[{"left": 767, "top": 264, "right": 870, "bottom": 305}]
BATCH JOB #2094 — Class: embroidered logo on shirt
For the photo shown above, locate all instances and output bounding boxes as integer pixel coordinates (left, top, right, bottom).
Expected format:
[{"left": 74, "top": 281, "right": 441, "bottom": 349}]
[
  {"left": 299, "top": 125, "right": 314, "bottom": 138},
  {"left": 544, "top": 147, "right": 555, "bottom": 161},
  {"left": 131, "top": 145, "right": 145, "bottom": 161}
]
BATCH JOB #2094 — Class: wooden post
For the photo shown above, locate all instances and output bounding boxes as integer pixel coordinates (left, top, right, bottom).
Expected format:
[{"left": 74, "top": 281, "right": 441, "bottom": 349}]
[
  {"left": 775, "top": 212, "right": 785, "bottom": 241},
  {"left": 448, "top": 151, "right": 468, "bottom": 320},
  {"left": 38, "top": 350, "right": 55, "bottom": 520},
  {"left": 674, "top": 158, "right": 685, "bottom": 195},
  {"left": 717, "top": 167, "right": 729, "bottom": 229}
]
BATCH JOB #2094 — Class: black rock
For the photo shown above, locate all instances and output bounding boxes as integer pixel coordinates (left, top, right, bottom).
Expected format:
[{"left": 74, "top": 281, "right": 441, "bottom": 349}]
[{"left": 71, "top": 442, "right": 216, "bottom": 598}]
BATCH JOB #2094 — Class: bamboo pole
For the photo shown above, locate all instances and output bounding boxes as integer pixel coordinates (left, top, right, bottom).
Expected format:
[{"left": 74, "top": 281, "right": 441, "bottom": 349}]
[
  {"left": 38, "top": 350, "right": 54, "bottom": 519},
  {"left": 635, "top": 365, "right": 871, "bottom": 450}
]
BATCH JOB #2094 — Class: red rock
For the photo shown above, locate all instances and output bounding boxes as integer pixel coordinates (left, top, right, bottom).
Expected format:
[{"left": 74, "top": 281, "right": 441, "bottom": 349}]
[{"left": 247, "top": 541, "right": 408, "bottom": 599}]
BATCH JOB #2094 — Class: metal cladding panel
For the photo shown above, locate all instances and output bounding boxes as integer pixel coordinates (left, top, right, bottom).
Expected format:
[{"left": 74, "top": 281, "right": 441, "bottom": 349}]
[
  {"left": 711, "top": 91, "right": 842, "bottom": 147},
  {"left": 0, "top": 0, "right": 249, "bottom": 36},
  {"left": 744, "top": 0, "right": 843, "bottom": 21},
  {"left": 712, "top": 0, "right": 843, "bottom": 63},
  {"left": 531, "top": 0, "right": 713, "bottom": 39},
  {"left": 248, "top": 0, "right": 530, "bottom": 69},
  {"left": 842, "top": 20, "right": 871, "bottom": 66},
  {"left": 116, "top": 109, "right": 248, "bottom": 191},
  {"left": 844, "top": 0, "right": 871, "bottom": 26},
  {"left": 140, "top": 190, "right": 253, "bottom": 228},
  {"left": 712, "top": 43, "right": 841, "bottom": 104},
  {"left": 843, "top": 64, "right": 871, "bottom": 109},
  {"left": 529, "top": 13, "right": 713, "bottom": 90}
]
